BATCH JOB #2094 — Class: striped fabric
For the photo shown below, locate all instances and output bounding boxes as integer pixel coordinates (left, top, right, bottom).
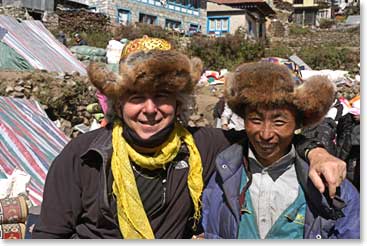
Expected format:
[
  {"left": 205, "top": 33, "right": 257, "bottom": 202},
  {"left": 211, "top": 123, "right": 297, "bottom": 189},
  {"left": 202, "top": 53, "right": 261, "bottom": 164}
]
[
  {"left": 0, "top": 97, "right": 70, "bottom": 206},
  {"left": 0, "top": 16, "right": 87, "bottom": 75}
]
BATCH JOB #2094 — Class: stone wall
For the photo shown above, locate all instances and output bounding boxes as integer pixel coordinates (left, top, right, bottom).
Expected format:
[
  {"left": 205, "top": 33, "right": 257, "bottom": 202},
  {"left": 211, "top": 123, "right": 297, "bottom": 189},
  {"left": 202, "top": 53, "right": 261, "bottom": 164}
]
[
  {"left": 87, "top": 0, "right": 207, "bottom": 33},
  {"left": 0, "top": 5, "right": 33, "bottom": 19}
]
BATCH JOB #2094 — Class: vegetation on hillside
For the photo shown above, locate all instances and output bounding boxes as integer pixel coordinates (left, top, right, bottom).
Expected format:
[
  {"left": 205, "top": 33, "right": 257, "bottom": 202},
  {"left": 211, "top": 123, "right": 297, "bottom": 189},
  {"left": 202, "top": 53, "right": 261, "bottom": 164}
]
[{"left": 65, "top": 21, "right": 359, "bottom": 72}]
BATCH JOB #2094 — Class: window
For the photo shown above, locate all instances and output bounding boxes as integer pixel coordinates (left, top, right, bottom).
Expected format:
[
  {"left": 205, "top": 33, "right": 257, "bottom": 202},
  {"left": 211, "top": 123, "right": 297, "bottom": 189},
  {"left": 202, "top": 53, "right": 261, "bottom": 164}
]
[
  {"left": 118, "top": 9, "right": 130, "bottom": 25},
  {"left": 207, "top": 17, "right": 229, "bottom": 36},
  {"left": 166, "top": 19, "right": 181, "bottom": 28},
  {"left": 169, "top": 0, "right": 199, "bottom": 8},
  {"left": 216, "top": 20, "right": 221, "bottom": 30},
  {"left": 189, "top": 23, "right": 201, "bottom": 32},
  {"left": 259, "top": 23, "right": 263, "bottom": 37},
  {"left": 248, "top": 21, "right": 253, "bottom": 33},
  {"left": 139, "top": 13, "right": 157, "bottom": 24},
  {"left": 88, "top": 7, "right": 97, "bottom": 12},
  {"left": 190, "top": 23, "right": 199, "bottom": 29},
  {"left": 209, "top": 19, "right": 215, "bottom": 30},
  {"left": 294, "top": 0, "right": 303, "bottom": 4},
  {"left": 222, "top": 19, "right": 228, "bottom": 30}
]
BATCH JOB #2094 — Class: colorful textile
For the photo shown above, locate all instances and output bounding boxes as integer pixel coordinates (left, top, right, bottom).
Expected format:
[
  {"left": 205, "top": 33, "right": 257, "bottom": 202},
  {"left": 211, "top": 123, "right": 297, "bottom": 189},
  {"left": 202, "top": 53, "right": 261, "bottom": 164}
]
[
  {"left": 0, "top": 97, "right": 70, "bottom": 206},
  {"left": 0, "top": 223, "right": 26, "bottom": 239},
  {"left": 0, "top": 16, "right": 87, "bottom": 75},
  {"left": 261, "top": 57, "right": 302, "bottom": 82},
  {"left": 0, "top": 195, "right": 28, "bottom": 224}
]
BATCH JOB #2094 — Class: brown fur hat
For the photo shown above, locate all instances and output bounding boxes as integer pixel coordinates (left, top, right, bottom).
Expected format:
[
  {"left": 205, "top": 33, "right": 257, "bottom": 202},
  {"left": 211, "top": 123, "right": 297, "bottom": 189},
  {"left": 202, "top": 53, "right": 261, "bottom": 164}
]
[
  {"left": 87, "top": 49, "right": 203, "bottom": 99},
  {"left": 224, "top": 62, "right": 336, "bottom": 128}
]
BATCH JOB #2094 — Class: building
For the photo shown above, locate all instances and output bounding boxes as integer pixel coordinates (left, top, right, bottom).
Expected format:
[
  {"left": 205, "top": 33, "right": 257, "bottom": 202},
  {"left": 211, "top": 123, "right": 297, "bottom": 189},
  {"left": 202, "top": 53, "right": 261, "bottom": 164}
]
[
  {"left": 63, "top": 0, "right": 206, "bottom": 34},
  {"left": 1, "top": 0, "right": 55, "bottom": 11},
  {"left": 292, "top": 0, "right": 331, "bottom": 26},
  {"left": 207, "top": 0, "right": 275, "bottom": 38},
  {"left": 1, "top": 0, "right": 55, "bottom": 18}
]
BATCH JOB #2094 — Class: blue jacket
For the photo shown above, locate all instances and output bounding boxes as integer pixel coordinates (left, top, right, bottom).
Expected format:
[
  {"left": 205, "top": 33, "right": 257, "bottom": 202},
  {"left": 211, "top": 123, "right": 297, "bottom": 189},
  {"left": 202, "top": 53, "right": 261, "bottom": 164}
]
[{"left": 202, "top": 142, "right": 360, "bottom": 239}]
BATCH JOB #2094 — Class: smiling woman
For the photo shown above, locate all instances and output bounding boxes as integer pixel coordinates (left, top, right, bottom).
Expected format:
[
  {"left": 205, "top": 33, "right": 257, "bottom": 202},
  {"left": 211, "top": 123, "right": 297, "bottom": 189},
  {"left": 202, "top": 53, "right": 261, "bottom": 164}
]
[{"left": 119, "top": 92, "right": 178, "bottom": 140}]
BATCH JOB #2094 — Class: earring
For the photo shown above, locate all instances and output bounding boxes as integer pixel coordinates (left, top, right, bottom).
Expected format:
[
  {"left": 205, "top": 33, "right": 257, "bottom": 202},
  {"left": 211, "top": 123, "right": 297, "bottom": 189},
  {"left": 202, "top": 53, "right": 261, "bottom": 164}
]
[{"left": 294, "top": 129, "right": 302, "bottom": 135}]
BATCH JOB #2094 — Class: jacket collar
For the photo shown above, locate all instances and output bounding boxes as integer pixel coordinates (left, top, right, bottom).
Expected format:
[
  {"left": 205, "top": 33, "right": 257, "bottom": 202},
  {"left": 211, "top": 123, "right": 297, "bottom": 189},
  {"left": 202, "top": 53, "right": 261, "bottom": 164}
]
[
  {"left": 80, "top": 127, "right": 113, "bottom": 166},
  {"left": 248, "top": 145, "right": 296, "bottom": 181},
  {"left": 215, "top": 142, "right": 247, "bottom": 224}
]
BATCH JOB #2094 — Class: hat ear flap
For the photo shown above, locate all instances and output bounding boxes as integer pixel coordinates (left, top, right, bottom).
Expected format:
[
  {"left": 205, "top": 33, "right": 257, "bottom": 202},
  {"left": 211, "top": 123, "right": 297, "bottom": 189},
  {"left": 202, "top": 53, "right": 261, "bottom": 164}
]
[
  {"left": 190, "top": 57, "right": 203, "bottom": 82},
  {"left": 293, "top": 75, "right": 336, "bottom": 127},
  {"left": 223, "top": 72, "right": 246, "bottom": 119},
  {"left": 87, "top": 62, "right": 125, "bottom": 99}
]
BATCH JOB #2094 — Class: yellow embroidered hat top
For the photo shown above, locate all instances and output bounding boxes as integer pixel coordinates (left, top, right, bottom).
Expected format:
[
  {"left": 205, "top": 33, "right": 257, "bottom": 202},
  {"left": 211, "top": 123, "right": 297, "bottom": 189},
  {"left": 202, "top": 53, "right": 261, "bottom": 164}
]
[{"left": 120, "top": 35, "right": 172, "bottom": 59}]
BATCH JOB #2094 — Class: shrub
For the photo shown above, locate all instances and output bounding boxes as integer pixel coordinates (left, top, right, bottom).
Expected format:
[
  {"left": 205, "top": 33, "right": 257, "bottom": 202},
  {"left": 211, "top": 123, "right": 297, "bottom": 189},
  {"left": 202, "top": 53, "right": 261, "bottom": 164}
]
[
  {"left": 264, "top": 44, "right": 293, "bottom": 58},
  {"left": 319, "top": 18, "right": 336, "bottom": 29},
  {"left": 186, "top": 29, "right": 264, "bottom": 71},
  {"left": 298, "top": 46, "right": 355, "bottom": 70},
  {"left": 289, "top": 24, "right": 311, "bottom": 36},
  {"left": 83, "top": 31, "right": 113, "bottom": 48}
]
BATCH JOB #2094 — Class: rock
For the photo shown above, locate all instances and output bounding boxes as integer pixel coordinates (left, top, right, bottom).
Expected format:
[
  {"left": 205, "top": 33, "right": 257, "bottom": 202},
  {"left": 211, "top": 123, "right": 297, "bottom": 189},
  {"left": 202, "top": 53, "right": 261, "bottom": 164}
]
[
  {"left": 13, "top": 92, "right": 24, "bottom": 98},
  {"left": 77, "top": 106, "right": 86, "bottom": 112},
  {"left": 14, "top": 86, "right": 24, "bottom": 92},
  {"left": 16, "top": 80, "right": 24, "bottom": 86},
  {"left": 5, "top": 86, "right": 14, "bottom": 93}
]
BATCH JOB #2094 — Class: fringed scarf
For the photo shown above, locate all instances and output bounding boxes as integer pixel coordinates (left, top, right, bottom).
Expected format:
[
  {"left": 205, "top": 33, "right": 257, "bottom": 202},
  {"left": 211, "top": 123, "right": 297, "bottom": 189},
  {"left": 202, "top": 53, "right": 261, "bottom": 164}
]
[{"left": 111, "top": 119, "right": 203, "bottom": 239}]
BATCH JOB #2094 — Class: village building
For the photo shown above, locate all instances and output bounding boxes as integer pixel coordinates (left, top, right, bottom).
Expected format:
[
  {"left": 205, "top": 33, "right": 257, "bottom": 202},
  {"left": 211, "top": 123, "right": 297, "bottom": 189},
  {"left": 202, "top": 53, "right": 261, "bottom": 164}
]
[
  {"left": 58, "top": 0, "right": 207, "bottom": 35},
  {"left": 207, "top": 0, "right": 274, "bottom": 38},
  {"left": 1, "top": 0, "right": 276, "bottom": 37}
]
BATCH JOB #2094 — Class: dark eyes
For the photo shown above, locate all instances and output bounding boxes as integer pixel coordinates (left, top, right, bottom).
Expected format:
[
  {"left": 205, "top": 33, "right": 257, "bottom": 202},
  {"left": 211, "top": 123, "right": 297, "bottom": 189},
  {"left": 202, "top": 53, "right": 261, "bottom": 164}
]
[
  {"left": 128, "top": 93, "right": 169, "bottom": 103},
  {"left": 128, "top": 96, "right": 145, "bottom": 103},
  {"left": 248, "top": 117, "right": 262, "bottom": 124},
  {"left": 274, "top": 120, "right": 286, "bottom": 126},
  {"left": 156, "top": 93, "right": 169, "bottom": 99},
  {"left": 248, "top": 118, "right": 287, "bottom": 126}
]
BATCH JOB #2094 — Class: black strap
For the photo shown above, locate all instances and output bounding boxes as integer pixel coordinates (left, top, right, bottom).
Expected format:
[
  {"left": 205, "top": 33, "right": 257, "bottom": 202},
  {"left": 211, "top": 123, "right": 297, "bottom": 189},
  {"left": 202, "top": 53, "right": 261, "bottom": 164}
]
[{"left": 239, "top": 156, "right": 252, "bottom": 214}]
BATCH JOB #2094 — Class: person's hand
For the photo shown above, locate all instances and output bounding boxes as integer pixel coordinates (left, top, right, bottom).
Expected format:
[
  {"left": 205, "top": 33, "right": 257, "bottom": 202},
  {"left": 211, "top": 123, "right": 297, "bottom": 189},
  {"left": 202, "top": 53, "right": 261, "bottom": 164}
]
[
  {"left": 307, "top": 147, "right": 346, "bottom": 198},
  {"left": 353, "top": 114, "right": 360, "bottom": 122},
  {"left": 222, "top": 123, "right": 229, "bottom": 130},
  {"left": 192, "top": 233, "right": 204, "bottom": 239}
]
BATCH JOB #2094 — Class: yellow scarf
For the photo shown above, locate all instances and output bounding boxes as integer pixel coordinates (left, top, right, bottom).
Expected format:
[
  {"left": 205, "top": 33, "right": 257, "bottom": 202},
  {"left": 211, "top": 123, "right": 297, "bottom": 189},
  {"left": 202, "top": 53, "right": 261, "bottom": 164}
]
[{"left": 111, "top": 119, "right": 203, "bottom": 239}]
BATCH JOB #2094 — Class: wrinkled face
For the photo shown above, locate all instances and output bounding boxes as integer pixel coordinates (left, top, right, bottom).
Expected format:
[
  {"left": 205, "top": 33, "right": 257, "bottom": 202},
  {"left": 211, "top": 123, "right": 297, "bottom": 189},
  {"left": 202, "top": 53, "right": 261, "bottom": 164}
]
[
  {"left": 245, "top": 105, "right": 297, "bottom": 166},
  {"left": 120, "top": 91, "right": 177, "bottom": 140}
]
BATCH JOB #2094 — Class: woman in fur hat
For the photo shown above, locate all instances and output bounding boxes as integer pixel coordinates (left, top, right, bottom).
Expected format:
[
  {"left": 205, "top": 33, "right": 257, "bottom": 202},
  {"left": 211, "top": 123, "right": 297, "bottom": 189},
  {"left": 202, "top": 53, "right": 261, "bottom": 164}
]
[
  {"left": 33, "top": 38, "right": 347, "bottom": 239},
  {"left": 201, "top": 62, "right": 360, "bottom": 239}
]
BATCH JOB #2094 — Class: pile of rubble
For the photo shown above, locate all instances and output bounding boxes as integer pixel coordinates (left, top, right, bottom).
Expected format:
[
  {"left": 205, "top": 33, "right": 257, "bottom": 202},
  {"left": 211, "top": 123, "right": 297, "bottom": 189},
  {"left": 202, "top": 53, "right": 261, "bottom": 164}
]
[
  {"left": 273, "top": 0, "right": 293, "bottom": 12},
  {"left": 337, "top": 80, "right": 360, "bottom": 100},
  {"left": 56, "top": 8, "right": 110, "bottom": 34},
  {"left": 0, "top": 70, "right": 97, "bottom": 138},
  {"left": 0, "top": 5, "right": 33, "bottom": 20}
]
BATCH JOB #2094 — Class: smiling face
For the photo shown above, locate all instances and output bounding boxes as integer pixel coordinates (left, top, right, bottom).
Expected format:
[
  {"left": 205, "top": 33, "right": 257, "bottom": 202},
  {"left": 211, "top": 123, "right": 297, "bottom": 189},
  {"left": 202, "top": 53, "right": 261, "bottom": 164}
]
[
  {"left": 119, "top": 91, "right": 177, "bottom": 140},
  {"left": 244, "top": 105, "right": 298, "bottom": 166}
]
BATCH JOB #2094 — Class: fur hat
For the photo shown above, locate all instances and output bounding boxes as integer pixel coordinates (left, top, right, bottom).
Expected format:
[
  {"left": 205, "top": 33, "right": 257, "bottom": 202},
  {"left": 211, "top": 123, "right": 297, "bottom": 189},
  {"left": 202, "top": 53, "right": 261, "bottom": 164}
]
[
  {"left": 224, "top": 62, "right": 336, "bottom": 128},
  {"left": 88, "top": 49, "right": 203, "bottom": 99}
]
